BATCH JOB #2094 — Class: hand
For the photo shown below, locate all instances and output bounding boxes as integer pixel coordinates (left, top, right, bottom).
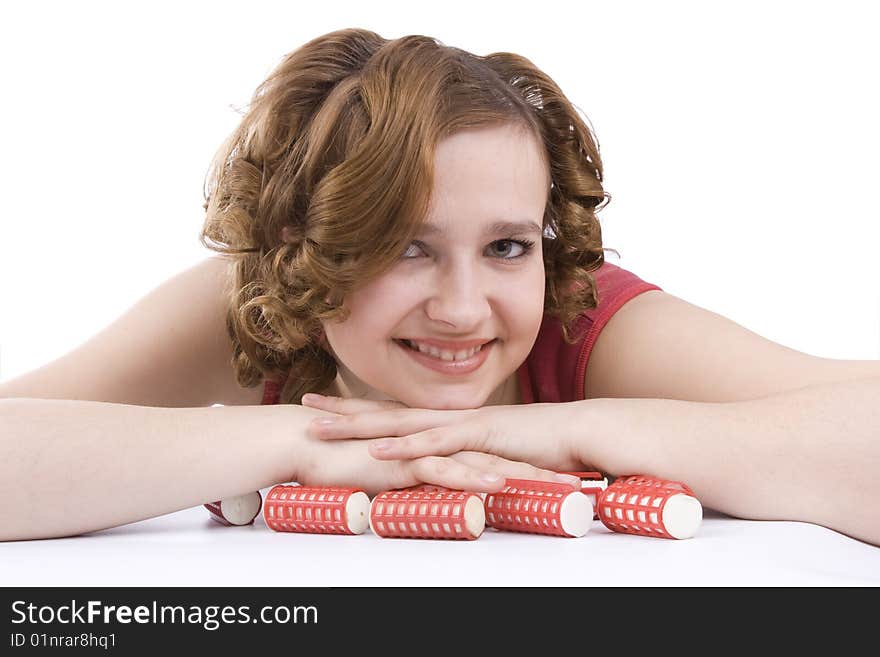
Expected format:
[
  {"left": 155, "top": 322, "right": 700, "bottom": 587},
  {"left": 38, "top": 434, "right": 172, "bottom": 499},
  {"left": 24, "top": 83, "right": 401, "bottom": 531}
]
[
  {"left": 300, "top": 394, "right": 587, "bottom": 489},
  {"left": 291, "top": 431, "right": 514, "bottom": 498}
]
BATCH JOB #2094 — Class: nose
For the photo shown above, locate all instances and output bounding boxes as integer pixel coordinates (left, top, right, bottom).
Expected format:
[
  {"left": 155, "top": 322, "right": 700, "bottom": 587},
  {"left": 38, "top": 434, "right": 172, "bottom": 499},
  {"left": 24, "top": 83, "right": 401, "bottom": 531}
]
[{"left": 424, "top": 260, "right": 493, "bottom": 330}]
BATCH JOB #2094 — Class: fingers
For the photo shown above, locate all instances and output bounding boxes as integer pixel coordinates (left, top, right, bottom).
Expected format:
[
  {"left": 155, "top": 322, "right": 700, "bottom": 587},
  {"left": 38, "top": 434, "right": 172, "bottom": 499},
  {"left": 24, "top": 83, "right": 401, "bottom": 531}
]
[
  {"left": 405, "top": 453, "right": 581, "bottom": 494},
  {"left": 367, "top": 422, "right": 481, "bottom": 458},
  {"left": 406, "top": 456, "right": 509, "bottom": 493},
  {"left": 301, "top": 393, "right": 407, "bottom": 414},
  {"left": 450, "top": 451, "right": 581, "bottom": 488},
  {"left": 309, "top": 407, "right": 473, "bottom": 441},
  {"left": 366, "top": 425, "right": 581, "bottom": 488}
]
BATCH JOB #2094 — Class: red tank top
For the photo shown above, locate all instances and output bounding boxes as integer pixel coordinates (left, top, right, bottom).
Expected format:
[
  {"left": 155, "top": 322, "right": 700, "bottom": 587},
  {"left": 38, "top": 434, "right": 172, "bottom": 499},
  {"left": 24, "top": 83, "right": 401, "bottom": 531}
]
[{"left": 261, "top": 262, "right": 661, "bottom": 405}]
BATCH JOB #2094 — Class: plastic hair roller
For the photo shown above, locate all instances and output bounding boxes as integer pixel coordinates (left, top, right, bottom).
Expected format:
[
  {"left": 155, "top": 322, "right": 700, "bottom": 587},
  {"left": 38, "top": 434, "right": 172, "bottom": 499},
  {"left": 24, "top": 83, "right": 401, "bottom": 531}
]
[
  {"left": 370, "top": 488, "right": 485, "bottom": 540},
  {"left": 263, "top": 484, "right": 371, "bottom": 535},
  {"left": 204, "top": 491, "right": 263, "bottom": 526},
  {"left": 484, "top": 478, "right": 593, "bottom": 538},
  {"left": 558, "top": 471, "right": 609, "bottom": 520},
  {"left": 596, "top": 475, "right": 702, "bottom": 539}
]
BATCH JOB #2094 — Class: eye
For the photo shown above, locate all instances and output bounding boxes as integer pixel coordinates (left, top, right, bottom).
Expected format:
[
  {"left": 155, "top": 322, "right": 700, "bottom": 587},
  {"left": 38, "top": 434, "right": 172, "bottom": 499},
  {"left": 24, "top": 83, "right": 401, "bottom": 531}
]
[
  {"left": 401, "top": 238, "right": 536, "bottom": 261},
  {"left": 401, "top": 242, "right": 426, "bottom": 259},
  {"left": 488, "top": 239, "right": 536, "bottom": 259}
]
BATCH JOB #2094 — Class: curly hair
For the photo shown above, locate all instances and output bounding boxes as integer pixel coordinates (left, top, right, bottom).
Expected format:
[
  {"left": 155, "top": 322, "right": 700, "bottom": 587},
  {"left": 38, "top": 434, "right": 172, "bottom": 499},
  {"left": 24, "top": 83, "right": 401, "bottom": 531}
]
[{"left": 199, "top": 28, "right": 611, "bottom": 406}]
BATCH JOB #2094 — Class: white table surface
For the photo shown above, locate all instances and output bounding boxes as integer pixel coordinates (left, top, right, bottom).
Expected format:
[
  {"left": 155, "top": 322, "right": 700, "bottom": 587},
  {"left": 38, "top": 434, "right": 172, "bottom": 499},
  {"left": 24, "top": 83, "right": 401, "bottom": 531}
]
[{"left": 3, "top": 488, "right": 878, "bottom": 587}]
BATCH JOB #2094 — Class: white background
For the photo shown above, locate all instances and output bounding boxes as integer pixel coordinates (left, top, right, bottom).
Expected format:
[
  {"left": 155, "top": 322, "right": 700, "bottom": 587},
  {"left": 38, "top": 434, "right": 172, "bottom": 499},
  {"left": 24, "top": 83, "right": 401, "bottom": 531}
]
[
  {"left": 1, "top": 0, "right": 878, "bottom": 383},
  {"left": 2, "top": 504, "right": 878, "bottom": 586}
]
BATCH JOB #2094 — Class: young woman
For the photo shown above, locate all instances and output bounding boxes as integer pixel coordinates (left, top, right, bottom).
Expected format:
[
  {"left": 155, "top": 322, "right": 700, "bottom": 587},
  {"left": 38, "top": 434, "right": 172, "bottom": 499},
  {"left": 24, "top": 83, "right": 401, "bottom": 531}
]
[{"left": 2, "top": 28, "right": 878, "bottom": 545}]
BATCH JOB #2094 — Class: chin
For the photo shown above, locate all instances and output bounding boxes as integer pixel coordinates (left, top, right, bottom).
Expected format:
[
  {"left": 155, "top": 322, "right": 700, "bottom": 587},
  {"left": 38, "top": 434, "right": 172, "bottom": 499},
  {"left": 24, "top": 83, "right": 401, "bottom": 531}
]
[{"left": 404, "top": 393, "right": 487, "bottom": 411}]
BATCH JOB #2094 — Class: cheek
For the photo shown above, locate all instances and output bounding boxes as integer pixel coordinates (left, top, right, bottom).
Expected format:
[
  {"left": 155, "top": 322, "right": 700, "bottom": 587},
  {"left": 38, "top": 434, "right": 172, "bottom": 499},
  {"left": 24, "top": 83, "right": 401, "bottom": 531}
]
[
  {"left": 347, "top": 277, "right": 417, "bottom": 316},
  {"left": 323, "top": 279, "right": 412, "bottom": 345},
  {"left": 514, "top": 268, "right": 546, "bottom": 345},
  {"left": 486, "top": 270, "right": 544, "bottom": 344},
  {"left": 504, "top": 298, "right": 544, "bottom": 345},
  {"left": 520, "top": 265, "right": 546, "bottom": 317}
]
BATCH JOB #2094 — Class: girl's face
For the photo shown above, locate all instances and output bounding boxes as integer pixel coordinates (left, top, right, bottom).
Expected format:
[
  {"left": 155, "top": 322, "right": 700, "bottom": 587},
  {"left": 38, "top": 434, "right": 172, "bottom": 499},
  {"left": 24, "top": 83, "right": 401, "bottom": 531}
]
[{"left": 321, "top": 122, "right": 550, "bottom": 409}]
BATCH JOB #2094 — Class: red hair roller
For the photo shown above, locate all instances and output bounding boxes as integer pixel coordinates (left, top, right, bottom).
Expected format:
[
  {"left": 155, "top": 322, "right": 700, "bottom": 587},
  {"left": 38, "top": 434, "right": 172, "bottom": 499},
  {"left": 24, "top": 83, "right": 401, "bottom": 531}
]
[
  {"left": 370, "top": 488, "right": 485, "bottom": 540},
  {"left": 558, "top": 471, "right": 609, "bottom": 520},
  {"left": 263, "top": 484, "right": 371, "bottom": 535},
  {"left": 596, "top": 475, "right": 702, "bottom": 539},
  {"left": 204, "top": 491, "right": 262, "bottom": 526},
  {"left": 484, "top": 478, "right": 594, "bottom": 538}
]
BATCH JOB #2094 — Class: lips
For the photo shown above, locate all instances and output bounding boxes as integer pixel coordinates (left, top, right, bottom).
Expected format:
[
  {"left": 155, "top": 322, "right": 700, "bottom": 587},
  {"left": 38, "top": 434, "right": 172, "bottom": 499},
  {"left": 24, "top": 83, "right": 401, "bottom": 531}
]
[
  {"left": 393, "top": 338, "right": 495, "bottom": 375},
  {"left": 397, "top": 337, "right": 494, "bottom": 351}
]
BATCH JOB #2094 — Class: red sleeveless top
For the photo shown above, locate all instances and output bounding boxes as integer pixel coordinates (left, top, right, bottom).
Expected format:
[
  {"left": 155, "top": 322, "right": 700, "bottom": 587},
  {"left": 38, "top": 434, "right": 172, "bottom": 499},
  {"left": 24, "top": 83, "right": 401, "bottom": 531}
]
[{"left": 261, "top": 262, "right": 661, "bottom": 405}]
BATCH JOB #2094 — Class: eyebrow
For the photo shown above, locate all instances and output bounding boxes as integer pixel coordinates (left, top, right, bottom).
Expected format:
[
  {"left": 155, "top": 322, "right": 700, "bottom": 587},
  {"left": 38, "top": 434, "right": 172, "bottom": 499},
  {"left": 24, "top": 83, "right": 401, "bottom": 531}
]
[{"left": 416, "top": 220, "right": 543, "bottom": 237}]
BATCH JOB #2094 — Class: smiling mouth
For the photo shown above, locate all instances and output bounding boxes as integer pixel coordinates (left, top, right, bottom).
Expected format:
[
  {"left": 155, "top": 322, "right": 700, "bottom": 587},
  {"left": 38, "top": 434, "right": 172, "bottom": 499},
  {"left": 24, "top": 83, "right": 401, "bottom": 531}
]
[{"left": 393, "top": 338, "right": 497, "bottom": 361}]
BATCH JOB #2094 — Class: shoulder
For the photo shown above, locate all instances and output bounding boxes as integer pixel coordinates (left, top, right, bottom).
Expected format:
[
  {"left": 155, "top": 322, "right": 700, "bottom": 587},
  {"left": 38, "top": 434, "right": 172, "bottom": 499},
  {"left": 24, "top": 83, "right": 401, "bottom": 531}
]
[
  {"left": 151, "top": 255, "right": 265, "bottom": 407},
  {"left": 525, "top": 262, "right": 661, "bottom": 402},
  {"left": 199, "top": 256, "right": 267, "bottom": 407},
  {"left": 583, "top": 279, "right": 880, "bottom": 402},
  {"left": 0, "top": 255, "right": 266, "bottom": 408}
]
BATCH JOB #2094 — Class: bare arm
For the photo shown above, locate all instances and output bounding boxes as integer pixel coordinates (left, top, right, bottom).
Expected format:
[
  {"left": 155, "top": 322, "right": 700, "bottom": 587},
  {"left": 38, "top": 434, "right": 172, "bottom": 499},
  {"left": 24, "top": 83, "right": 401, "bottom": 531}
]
[
  {"left": 0, "top": 397, "right": 567, "bottom": 542},
  {"left": 0, "top": 399, "right": 308, "bottom": 542},
  {"left": 576, "top": 378, "right": 880, "bottom": 545}
]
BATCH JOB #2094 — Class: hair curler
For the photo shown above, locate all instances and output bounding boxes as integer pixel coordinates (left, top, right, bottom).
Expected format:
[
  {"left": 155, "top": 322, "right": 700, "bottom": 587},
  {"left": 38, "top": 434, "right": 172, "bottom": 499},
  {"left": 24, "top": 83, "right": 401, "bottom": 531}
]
[
  {"left": 558, "top": 471, "right": 609, "bottom": 520},
  {"left": 484, "top": 478, "right": 593, "bottom": 538},
  {"left": 204, "top": 491, "right": 263, "bottom": 526},
  {"left": 596, "top": 475, "right": 702, "bottom": 539},
  {"left": 263, "top": 484, "right": 371, "bottom": 535},
  {"left": 370, "top": 488, "right": 485, "bottom": 540}
]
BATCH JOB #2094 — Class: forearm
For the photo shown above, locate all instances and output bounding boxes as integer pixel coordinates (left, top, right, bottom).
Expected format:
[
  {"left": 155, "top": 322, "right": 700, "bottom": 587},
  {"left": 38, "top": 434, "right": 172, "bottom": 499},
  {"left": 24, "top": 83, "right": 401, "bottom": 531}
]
[
  {"left": 575, "top": 378, "right": 880, "bottom": 545},
  {"left": 0, "top": 398, "right": 311, "bottom": 541}
]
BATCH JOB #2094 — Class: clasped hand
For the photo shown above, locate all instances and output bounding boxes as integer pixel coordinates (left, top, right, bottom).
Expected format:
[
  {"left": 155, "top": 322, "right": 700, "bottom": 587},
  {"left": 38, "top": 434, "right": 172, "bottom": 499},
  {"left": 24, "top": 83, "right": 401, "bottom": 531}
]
[{"left": 298, "top": 393, "right": 586, "bottom": 495}]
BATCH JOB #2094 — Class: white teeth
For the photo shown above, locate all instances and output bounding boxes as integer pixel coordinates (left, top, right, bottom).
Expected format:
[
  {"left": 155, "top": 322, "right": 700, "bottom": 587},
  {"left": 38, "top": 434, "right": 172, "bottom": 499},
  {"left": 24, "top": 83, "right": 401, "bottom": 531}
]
[{"left": 404, "top": 340, "right": 485, "bottom": 362}]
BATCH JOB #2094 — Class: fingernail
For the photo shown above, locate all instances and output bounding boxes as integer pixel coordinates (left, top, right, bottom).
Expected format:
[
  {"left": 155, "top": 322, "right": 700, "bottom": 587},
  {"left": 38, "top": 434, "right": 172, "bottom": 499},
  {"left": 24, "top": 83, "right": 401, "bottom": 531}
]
[
  {"left": 372, "top": 439, "right": 392, "bottom": 451},
  {"left": 313, "top": 418, "right": 337, "bottom": 426},
  {"left": 302, "top": 394, "right": 323, "bottom": 403},
  {"left": 555, "top": 473, "right": 581, "bottom": 487},
  {"left": 480, "top": 473, "right": 502, "bottom": 484}
]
